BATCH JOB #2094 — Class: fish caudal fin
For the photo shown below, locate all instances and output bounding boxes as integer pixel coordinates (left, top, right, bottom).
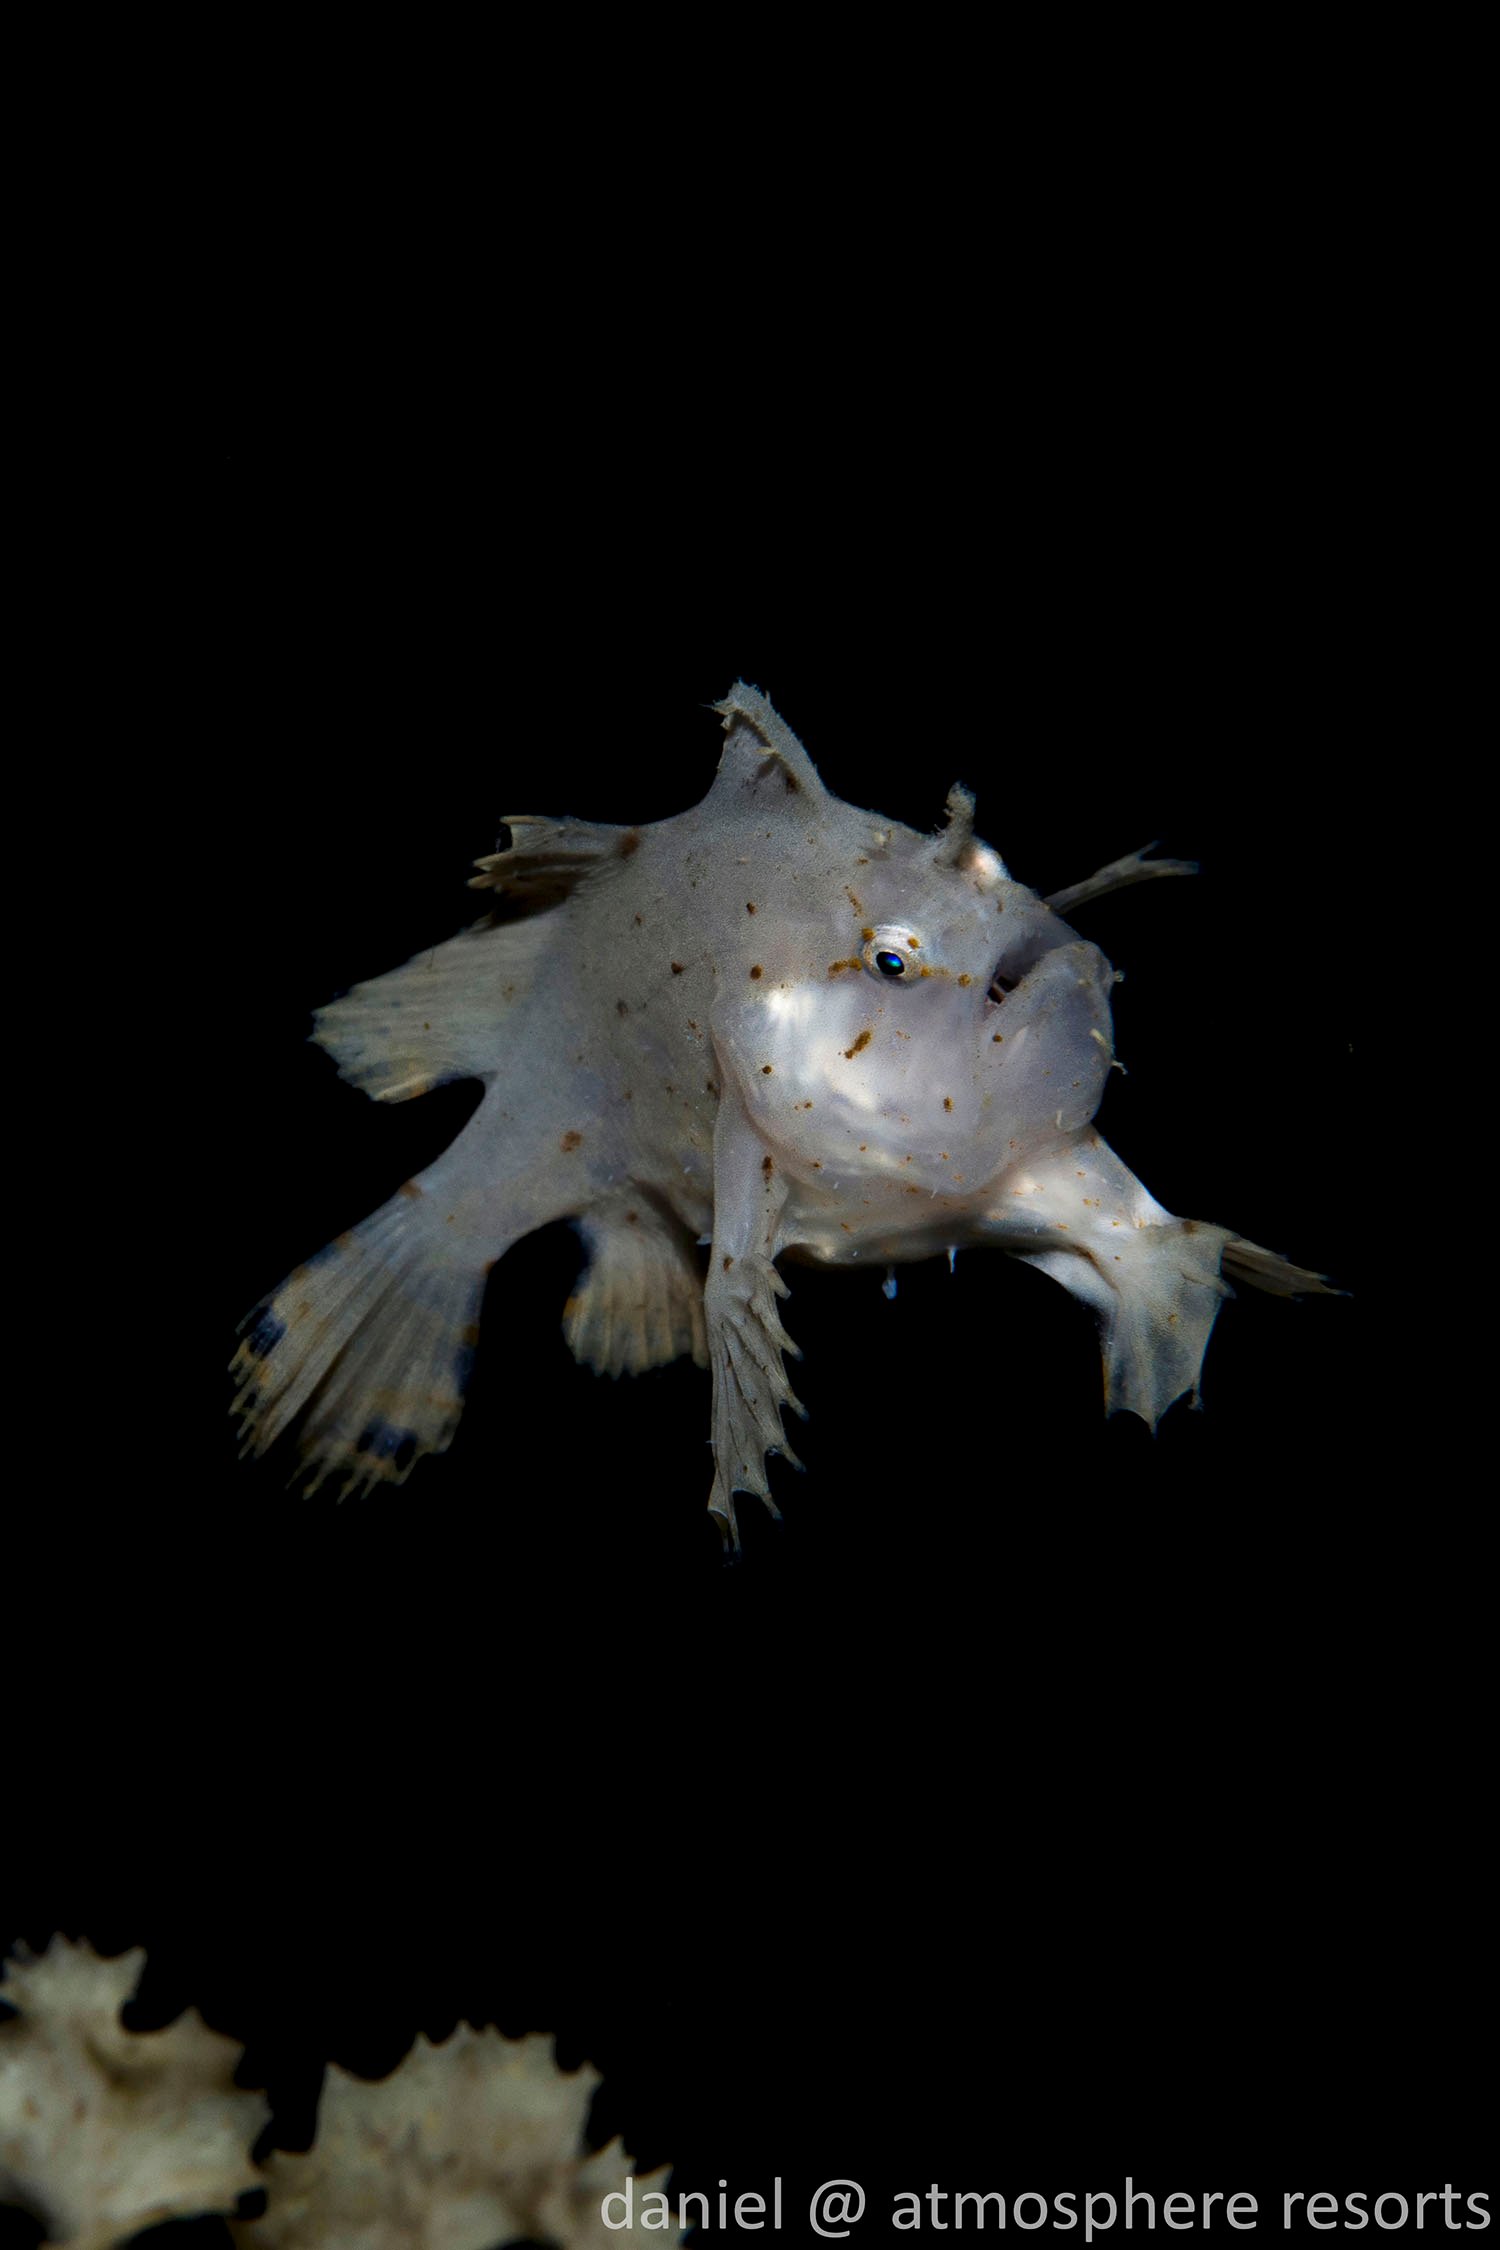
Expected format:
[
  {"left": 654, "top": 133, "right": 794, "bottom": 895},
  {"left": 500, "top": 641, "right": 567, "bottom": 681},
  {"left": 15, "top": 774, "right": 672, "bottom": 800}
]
[{"left": 231, "top": 1188, "right": 488, "bottom": 1499}]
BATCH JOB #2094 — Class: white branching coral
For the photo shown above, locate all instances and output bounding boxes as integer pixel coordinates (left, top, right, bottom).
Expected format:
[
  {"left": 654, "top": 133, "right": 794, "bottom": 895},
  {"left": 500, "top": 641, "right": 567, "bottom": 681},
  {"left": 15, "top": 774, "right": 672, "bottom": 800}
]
[
  {"left": 232, "top": 2024, "right": 678, "bottom": 2250},
  {"left": 0, "top": 1936, "right": 269, "bottom": 2250},
  {"left": 0, "top": 1937, "right": 679, "bottom": 2250}
]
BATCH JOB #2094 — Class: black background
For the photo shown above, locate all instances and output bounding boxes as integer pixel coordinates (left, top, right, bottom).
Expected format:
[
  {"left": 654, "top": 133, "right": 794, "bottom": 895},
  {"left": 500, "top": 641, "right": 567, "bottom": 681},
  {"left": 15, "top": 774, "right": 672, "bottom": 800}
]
[{"left": 6, "top": 90, "right": 1481, "bottom": 2250}]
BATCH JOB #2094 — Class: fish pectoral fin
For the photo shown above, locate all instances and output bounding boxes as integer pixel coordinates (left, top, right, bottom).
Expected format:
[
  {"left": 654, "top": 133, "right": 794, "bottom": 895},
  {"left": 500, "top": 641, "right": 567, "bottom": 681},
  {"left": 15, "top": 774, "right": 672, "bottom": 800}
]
[
  {"left": 705, "top": 1250, "right": 806, "bottom": 1550},
  {"left": 703, "top": 1079, "right": 805, "bottom": 1548},
  {"left": 564, "top": 1204, "right": 709, "bottom": 1377},
  {"left": 1014, "top": 1225, "right": 1234, "bottom": 1431}
]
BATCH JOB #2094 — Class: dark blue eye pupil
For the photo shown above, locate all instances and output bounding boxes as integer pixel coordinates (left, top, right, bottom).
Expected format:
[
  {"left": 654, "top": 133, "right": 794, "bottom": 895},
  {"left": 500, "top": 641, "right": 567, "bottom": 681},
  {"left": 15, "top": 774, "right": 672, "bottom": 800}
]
[{"left": 875, "top": 950, "right": 906, "bottom": 977}]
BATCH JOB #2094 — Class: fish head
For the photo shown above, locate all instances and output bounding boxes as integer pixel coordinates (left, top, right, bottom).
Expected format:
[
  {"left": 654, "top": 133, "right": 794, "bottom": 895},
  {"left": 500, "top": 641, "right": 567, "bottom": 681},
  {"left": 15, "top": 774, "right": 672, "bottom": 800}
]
[{"left": 711, "top": 790, "right": 1117, "bottom": 1197}]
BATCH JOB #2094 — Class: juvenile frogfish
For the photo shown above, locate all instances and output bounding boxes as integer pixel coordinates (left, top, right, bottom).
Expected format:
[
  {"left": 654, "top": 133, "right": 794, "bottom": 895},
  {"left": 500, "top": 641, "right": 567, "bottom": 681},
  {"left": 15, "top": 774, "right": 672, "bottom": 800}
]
[{"left": 232, "top": 682, "right": 1336, "bottom": 1543}]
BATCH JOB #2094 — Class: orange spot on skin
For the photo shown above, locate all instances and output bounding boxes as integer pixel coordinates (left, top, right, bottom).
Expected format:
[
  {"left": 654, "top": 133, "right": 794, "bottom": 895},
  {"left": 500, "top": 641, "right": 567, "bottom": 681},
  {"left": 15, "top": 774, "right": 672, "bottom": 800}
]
[
  {"left": 761, "top": 1063, "right": 774, "bottom": 1074},
  {"left": 560, "top": 1129, "right": 583, "bottom": 1151},
  {"left": 762, "top": 1154, "right": 774, "bottom": 1174},
  {"left": 844, "top": 1028, "right": 873, "bottom": 1059},
  {"left": 957, "top": 973, "right": 972, "bottom": 987},
  {"left": 860, "top": 926, "right": 875, "bottom": 941},
  {"left": 671, "top": 962, "right": 685, "bottom": 974},
  {"left": 828, "top": 959, "right": 862, "bottom": 975},
  {"left": 626, "top": 1210, "right": 639, "bottom": 1223},
  {"left": 618, "top": 830, "right": 641, "bottom": 857},
  {"left": 943, "top": 1097, "right": 954, "bottom": 1112},
  {"left": 398, "top": 1180, "right": 423, "bottom": 1199},
  {"left": 746, "top": 901, "right": 757, "bottom": 914},
  {"left": 750, "top": 964, "right": 763, "bottom": 979},
  {"left": 723, "top": 1254, "right": 735, "bottom": 1271}
]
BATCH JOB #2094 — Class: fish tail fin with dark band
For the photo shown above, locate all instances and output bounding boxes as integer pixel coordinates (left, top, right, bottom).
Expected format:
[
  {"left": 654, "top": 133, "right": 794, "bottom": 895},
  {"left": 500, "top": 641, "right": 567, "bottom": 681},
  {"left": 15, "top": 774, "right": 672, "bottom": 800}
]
[{"left": 230, "top": 1186, "right": 488, "bottom": 1499}]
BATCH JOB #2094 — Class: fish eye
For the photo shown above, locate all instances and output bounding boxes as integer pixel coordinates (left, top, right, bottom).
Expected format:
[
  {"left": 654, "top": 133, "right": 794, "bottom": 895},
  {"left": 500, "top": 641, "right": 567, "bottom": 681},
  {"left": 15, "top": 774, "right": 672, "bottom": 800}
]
[{"left": 862, "top": 925, "right": 922, "bottom": 980}]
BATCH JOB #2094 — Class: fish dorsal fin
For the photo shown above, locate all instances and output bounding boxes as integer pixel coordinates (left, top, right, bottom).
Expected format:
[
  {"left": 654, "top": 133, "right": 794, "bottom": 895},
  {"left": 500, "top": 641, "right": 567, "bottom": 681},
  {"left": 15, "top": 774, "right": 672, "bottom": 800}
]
[
  {"left": 709, "top": 681, "right": 825, "bottom": 804},
  {"left": 468, "top": 813, "right": 637, "bottom": 908},
  {"left": 313, "top": 916, "right": 553, "bottom": 1102}
]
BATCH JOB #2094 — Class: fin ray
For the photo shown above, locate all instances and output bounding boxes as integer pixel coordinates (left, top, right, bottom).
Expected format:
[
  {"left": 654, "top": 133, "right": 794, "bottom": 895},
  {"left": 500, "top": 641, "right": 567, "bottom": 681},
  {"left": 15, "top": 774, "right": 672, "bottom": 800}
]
[
  {"left": 231, "top": 1193, "right": 489, "bottom": 1498},
  {"left": 468, "top": 813, "right": 635, "bottom": 906},
  {"left": 564, "top": 1203, "right": 708, "bottom": 1377},
  {"left": 312, "top": 917, "right": 552, "bottom": 1103}
]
